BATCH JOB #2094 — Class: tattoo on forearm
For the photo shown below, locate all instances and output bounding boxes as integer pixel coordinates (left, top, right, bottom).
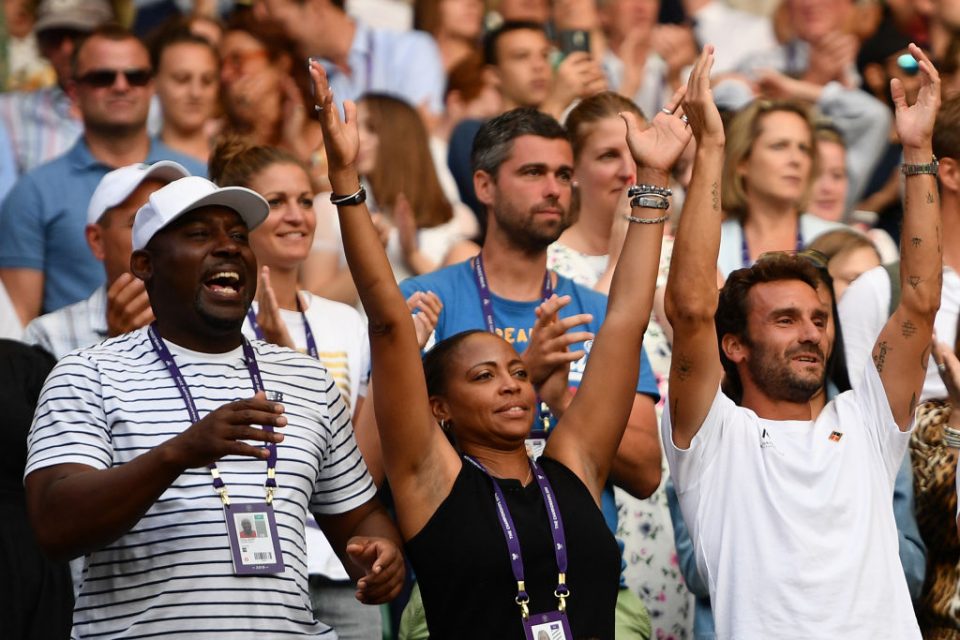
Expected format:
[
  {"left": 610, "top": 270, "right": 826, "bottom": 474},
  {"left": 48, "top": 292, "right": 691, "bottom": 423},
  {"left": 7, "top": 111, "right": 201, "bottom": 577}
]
[
  {"left": 908, "top": 276, "right": 921, "bottom": 290},
  {"left": 911, "top": 237, "right": 922, "bottom": 248},
  {"left": 927, "top": 192, "right": 936, "bottom": 204},
  {"left": 909, "top": 392, "right": 918, "bottom": 416},
  {"left": 676, "top": 354, "right": 693, "bottom": 381},
  {"left": 901, "top": 320, "right": 917, "bottom": 338},
  {"left": 873, "top": 341, "right": 890, "bottom": 373},
  {"left": 711, "top": 181, "right": 720, "bottom": 212},
  {"left": 921, "top": 343, "right": 932, "bottom": 371}
]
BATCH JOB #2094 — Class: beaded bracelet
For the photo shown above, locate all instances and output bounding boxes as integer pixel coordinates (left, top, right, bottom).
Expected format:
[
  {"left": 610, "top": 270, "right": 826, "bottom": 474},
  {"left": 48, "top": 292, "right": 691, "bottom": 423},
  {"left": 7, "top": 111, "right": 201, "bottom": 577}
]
[
  {"left": 628, "top": 184, "right": 672, "bottom": 198},
  {"left": 330, "top": 185, "right": 367, "bottom": 206},
  {"left": 624, "top": 213, "right": 670, "bottom": 224}
]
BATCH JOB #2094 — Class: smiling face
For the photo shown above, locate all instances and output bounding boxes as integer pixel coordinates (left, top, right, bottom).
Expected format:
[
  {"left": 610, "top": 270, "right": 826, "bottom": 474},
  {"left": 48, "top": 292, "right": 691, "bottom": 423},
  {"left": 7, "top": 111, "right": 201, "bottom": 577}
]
[
  {"left": 478, "top": 134, "right": 574, "bottom": 252},
  {"left": 72, "top": 35, "right": 153, "bottom": 135},
  {"left": 740, "top": 110, "right": 814, "bottom": 209},
  {"left": 736, "top": 279, "right": 832, "bottom": 404},
  {"left": 155, "top": 41, "right": 219, "bottom": 135},
  {"left": 574, "top": 116, "right": 637, "bottom": 216},
  {"left": 247, "top": 162, "right": 316, "bottom": 270},
  {"left": 436, "top": 332, "right": 539, "bottom": 450},
  {"left": 137, "top": 206, "right": 257, "bottom": 334}
]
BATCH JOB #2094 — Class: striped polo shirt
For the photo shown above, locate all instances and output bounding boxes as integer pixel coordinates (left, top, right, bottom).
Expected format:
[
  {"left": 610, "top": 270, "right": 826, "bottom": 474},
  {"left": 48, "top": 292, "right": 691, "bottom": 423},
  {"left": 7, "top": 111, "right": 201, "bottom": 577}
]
[{"left": 26, "top": 327, "right": 376, "bottom": 638}]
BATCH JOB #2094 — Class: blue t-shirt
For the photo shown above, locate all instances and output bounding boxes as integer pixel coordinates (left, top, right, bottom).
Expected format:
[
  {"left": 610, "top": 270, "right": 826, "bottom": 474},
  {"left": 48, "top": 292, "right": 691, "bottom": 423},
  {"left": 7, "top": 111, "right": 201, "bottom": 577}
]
[
  {"left": 400, "top": 259, "right": 659, "bottom": 553},
  {"left": 0, "top": 138, "right": 206, "bottom": 314}
]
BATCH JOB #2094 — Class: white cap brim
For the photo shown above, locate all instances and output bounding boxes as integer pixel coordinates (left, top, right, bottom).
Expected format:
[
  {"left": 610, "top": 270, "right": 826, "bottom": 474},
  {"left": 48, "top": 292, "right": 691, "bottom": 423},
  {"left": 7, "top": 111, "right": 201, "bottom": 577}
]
[{"left": 87, "top": 161, "right": 192, "bottom": 225}]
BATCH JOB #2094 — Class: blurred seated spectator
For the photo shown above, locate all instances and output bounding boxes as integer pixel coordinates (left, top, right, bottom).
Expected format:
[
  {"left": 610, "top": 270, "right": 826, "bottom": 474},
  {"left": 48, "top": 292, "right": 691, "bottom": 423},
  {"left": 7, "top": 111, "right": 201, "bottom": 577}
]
[
  {"left": 414, "top": 0, "right": 484, "bottom": 73},
  {"left": 2, "top": 0, "right": 56, "bottom": 91},
  {"left": 0, "top": 24, "right": 206, "bottom": 325},
  {"left": 681, "top": 0, "right": 776, "bottom": 74},
  {"left": 0, "top": 0, "right": 114, "bottom": 176},
  {"left": 806, "top": 228, "right": 882, "bottom": 299}
]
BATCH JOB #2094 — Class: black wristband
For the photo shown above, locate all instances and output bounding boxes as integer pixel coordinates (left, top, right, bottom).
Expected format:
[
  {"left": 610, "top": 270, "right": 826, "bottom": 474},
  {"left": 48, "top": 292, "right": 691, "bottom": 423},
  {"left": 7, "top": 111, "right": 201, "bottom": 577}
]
[{"left": 330, "top": 185, "right": 367, "bottom": 206}]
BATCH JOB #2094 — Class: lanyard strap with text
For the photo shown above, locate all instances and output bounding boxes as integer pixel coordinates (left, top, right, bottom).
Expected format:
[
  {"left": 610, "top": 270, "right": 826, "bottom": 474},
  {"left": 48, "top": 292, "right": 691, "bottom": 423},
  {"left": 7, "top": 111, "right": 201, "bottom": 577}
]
[
  {"left": 472, "top": 254, "right": 554, "bottom": 434},
  {"left": 464, "top": 456, "right": 570, "bottom": 618},
  {"left": 739, "top": 221, "right": 804, "bottom": 269},
  {"left": 246, "top": 297, "right": 318, "bottom": 360},
  {"left": 147, "top": 324, "right": 278, "bottom": 505}
]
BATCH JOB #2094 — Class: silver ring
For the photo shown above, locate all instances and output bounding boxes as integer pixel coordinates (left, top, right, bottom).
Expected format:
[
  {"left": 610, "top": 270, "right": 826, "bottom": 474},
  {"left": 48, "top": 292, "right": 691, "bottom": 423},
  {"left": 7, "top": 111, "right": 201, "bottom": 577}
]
[
  {"left": 314, "top": 104, "right": 323, "bottom": 113},
  {"left": 680, "top": 114, "right": 689, "bottom": 124},
  {"left": 661, "top": 107, "right": 673, "bottom": 115},
  {"left": 939, "top": 363, "right": 948, "bottom": 373}
]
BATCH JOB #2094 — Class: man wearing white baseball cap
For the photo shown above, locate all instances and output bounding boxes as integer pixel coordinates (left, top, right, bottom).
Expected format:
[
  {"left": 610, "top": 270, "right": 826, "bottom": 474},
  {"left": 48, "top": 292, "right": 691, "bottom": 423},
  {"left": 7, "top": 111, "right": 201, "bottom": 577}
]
[
  {"left": 24, "top": 176, "right": 404, "bottom": 638},
  {"left": 23, "top": 160, "right": 190, "bottom": 359}
]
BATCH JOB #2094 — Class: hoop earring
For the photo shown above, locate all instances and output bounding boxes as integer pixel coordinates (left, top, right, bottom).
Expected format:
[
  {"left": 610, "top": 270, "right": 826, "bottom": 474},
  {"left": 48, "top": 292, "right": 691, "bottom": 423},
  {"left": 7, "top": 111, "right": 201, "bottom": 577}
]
[{"left": 439, "top": 419, "right": 451, "bottom": 432}]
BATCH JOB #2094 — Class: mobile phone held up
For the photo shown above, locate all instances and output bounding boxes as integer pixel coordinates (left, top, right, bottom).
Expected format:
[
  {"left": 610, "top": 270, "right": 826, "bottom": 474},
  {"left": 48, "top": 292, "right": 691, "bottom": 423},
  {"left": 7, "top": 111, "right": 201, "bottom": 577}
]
[{"left": 558, "top": 29, "right": 591, "bottom": 57}]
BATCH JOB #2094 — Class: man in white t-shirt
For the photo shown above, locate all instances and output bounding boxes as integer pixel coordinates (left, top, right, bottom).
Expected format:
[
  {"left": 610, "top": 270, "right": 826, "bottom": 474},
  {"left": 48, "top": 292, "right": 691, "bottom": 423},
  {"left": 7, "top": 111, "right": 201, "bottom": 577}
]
[
  {"left": 24, "top": 177, "right": 403, "bottom": 638},
  {"left": 662, "top": 47, "right": 941, "bottom": 638}
]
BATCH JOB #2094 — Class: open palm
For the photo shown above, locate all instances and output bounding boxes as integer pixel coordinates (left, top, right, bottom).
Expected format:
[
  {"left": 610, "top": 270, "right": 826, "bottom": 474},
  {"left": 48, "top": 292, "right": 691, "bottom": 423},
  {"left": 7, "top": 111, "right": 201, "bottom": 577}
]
[
  {"left": 892, "top": 43, "right": 941, "bottom": 151},
  {"left": 309, "top": 61, "right": 360, "bottom": 171}
]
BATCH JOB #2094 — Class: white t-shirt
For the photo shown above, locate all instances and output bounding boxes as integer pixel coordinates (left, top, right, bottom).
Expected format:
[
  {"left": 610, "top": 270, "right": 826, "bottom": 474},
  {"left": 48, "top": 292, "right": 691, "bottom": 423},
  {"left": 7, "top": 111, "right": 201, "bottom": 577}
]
[
  {"left": 717, "top": 213, "right": 845, "bottom": 278},
  {"left": 663, "top": 363, "right": 919, "bottom": 639},
  {"left": 840, "top": 264, "right": 960, "bottom": 402},
  {"left": 244, "top": 291, "right": 371, "bottom": 580},
  {"left": 26, "top": 329, "right": 376, "bottom": 638}
]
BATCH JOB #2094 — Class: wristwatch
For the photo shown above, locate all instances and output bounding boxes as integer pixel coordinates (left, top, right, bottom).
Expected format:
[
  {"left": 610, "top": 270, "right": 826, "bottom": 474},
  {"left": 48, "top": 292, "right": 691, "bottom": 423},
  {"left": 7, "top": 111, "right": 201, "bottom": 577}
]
[{"left": 901, "top": 156, "right": 939, "bottom": 176}]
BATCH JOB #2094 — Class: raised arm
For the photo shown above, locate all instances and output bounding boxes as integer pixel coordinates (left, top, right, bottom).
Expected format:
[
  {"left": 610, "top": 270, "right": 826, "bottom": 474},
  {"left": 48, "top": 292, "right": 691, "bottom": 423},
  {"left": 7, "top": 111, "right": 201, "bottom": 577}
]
[
  {"left": 545, "top": 60, "right": 698, "bottom": 499},
  {"left": 871, "top": 44, "right": 942, "bottom": 430},
  {"left": 309, "top": 62, "right": 459, "bottom": 538},
  {"left": 663, "top": 48, "right": 726, "bottom": 449}
]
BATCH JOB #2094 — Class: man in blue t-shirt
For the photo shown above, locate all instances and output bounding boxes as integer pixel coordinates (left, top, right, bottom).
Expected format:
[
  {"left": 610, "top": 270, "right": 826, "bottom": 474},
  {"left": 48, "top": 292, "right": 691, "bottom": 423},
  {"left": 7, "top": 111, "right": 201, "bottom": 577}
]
[{"left": 400, "top": 106, "right": 660, "bottom": 637}]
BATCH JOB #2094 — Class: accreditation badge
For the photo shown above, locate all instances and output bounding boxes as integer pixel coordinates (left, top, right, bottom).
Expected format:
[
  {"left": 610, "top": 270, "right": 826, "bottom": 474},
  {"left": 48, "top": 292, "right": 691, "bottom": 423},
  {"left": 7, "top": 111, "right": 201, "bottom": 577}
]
[
  {"left": 224, "top": 502, "right": 285, "bottom": 574},
  {"left": 523, "top": 610, "right": 572, "bottom": 640}
]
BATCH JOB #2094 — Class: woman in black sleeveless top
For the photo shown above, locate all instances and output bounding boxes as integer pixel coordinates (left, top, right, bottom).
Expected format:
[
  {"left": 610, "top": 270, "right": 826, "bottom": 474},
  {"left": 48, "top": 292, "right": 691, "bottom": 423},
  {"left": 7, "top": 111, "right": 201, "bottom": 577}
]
[{"left": 308, "top": 50, "right": 719, "bottom": 639}]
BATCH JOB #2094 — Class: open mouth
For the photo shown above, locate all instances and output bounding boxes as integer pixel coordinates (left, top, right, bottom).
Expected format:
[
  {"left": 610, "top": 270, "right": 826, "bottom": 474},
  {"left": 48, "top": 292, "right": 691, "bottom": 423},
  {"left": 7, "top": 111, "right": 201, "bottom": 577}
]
[
  {"left": 203, "top": 270, "right": 243, "bottom": 299},
  {"left": 496, "top": 404, "right": 530, "bottom": 417}
]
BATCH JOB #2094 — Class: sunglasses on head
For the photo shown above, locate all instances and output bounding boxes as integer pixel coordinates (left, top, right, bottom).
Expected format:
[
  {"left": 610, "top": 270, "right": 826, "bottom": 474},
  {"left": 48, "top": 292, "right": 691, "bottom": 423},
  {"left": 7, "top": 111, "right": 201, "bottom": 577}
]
[{"left": 77, "top": 68, "right": 153, "bottom": 88}]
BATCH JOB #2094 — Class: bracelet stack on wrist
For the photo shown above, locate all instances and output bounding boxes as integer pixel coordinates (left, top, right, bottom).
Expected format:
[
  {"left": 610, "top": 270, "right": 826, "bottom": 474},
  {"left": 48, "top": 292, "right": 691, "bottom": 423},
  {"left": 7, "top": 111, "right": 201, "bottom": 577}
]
[
  {"left": 626, "top": 183, "right": 672, "bottom": 221},
  {"left": 944, "top": 422, "right": 960, "bottom": 448},
  {"left": 330, "top": 185, "right": 367, "bottom": 206},
  {"left": 901, "top": 155, "right": 939, "bottom": 176}
]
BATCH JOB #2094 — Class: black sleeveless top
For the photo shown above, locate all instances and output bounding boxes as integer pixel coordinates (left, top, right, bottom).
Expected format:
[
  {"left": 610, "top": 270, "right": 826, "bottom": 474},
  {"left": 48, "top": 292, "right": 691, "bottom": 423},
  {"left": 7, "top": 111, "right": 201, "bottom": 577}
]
[{"left": 405, "top": 456, "right": 619, "bottom": 639}]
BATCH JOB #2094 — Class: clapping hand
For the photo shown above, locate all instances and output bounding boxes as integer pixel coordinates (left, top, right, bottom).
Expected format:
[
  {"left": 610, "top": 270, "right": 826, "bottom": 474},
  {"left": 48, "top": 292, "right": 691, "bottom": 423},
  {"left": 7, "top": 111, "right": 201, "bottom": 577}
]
[{"left": 892, "top": 43, "right": 940, "bottom": 154}]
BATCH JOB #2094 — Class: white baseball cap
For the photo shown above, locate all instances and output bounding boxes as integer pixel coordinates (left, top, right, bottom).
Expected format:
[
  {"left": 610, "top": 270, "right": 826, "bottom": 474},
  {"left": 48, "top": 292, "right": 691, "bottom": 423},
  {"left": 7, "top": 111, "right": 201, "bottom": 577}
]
[
  {"left": 87, "top": 161, "right": 192, "bottom": 225},
  {"left": 132, "top": 176, "right": 269, "bottom": 251}
]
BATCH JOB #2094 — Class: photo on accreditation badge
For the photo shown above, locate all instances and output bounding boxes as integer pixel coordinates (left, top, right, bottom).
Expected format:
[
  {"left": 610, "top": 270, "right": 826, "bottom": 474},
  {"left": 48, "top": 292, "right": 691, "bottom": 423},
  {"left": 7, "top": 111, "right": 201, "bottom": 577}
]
[{"left": 530, "top": 621, "right": 567, "bottom": 640}]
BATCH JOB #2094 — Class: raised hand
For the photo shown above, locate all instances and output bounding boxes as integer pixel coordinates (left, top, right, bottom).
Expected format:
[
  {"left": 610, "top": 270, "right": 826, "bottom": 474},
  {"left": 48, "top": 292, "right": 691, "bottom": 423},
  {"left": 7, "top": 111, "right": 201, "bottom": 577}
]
[
  {"left": 407, "top": 290, "right": 443, "bottom": 349},
  {"left": 892, "top": 43, "right": 941, "bottom": 153},
  {"left": 620, "top": 85, "right": 690, "bottom": 173},
  {"left": 523, "top": 294, "right": 593, "bottom": 387},
  {"left": 255, "top": 265, "right": 296, "bottom": 349},
  {"left": 106, "top": 272, "right": 155, "bottom": 337},
  {"left": 346, "top": 536, "right": 405, "bottom": 604},
  {"left": 309, "top": 60, "right": 359, "bottom": 174},
  {"left": 166, "top": 390, "right": 286, "bottom": 469},
  {"left": 680, "top": 46, "right": 724, "bottom": 147}
]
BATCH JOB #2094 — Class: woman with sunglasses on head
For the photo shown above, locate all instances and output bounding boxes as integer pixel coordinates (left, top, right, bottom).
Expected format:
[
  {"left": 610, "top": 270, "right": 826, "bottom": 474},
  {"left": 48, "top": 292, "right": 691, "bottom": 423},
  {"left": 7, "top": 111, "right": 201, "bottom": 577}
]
[{"left": 307, "top": 46, "right": 717, "bottom": 638}]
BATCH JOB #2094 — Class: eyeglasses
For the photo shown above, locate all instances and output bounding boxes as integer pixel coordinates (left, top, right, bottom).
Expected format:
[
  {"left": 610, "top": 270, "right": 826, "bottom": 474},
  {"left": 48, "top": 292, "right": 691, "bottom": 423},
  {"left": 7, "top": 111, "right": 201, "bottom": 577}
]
[{"left": 76, "top": 68, "right": 153, "bottom": 89}]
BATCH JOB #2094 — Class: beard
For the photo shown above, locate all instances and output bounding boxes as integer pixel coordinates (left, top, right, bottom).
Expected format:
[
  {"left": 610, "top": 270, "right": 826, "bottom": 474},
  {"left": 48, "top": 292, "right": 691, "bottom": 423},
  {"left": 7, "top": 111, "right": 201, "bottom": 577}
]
[
  {"left": 193, "top": 290, "right": 248, "bottom": 333},
  {"left": 491, "top": 194, "right": 571, "bottom": 253},
  {"left": 744, "top": 336, "right": 826, "bottom": 404}
]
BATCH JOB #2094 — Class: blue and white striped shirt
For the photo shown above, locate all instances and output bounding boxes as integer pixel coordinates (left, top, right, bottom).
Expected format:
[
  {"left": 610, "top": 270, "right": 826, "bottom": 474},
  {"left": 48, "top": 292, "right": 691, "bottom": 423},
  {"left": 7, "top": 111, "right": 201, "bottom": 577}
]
[{"left": 26, "top": 327, "right": 376, "bottom": 639}]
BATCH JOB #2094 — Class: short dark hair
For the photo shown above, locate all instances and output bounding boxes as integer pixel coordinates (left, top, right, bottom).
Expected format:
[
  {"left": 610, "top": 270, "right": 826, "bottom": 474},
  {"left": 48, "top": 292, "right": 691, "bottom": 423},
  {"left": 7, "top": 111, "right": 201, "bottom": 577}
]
[
  {"left": 471, "top": 107, "right": 568, "bottom": 177},
  {"left": 716, "top": 254, "right": 822, "bottom": 403},
  {"left": 423, "top": 330, "right": 487, "bottom": 397},
  {"left": 71, "top": 24, "right": 145, "bottom": 77},
  {"left": 934, "top": 94, "right": 960, "bottom": 161},
  {"left": 148, "top": 21, "right": 220, "bottom": 72},
  {"left": 482, "top": 21, "right": 546, "bottom": 66}
]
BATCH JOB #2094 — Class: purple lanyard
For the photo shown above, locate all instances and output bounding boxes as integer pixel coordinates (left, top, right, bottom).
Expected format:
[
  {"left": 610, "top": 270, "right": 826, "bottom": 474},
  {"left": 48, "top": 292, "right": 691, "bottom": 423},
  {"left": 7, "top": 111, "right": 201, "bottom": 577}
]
[
  {"left": 471, "top": 253, "right": 553, "bottom": 334},
  {"left": 739, "top": 221, "right": 804, "bottom": 268},
  {"left": 147, "top": 324, "right": 278, "bottom": 505},
  {"left": 246, "top": 297, "right": 318, "bottom": 360},
  {"left": 465, "top": 456, "right": 570, "bottom": 617},
  {"left": 471, "top": 253, "right": 555, "bottom": 434}
]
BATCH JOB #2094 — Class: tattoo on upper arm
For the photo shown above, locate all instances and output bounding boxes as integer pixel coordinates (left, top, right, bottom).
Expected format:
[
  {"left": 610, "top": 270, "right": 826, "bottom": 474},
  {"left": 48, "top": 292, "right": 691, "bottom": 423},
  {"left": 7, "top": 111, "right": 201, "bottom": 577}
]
[
  {"left": 909, "top": 392, "right": 918, "bottom": 416},
  {"left": 671, "top": 398, "right": 679, "bottom": 424},
  {"left": 676, "top": 354, "right": 693, "bottom": 382},
  {"left": 873, "top": 341, "right": 890, "bottom": 373},
  {"left": 908, "top": 276, "right": 921, "bottom": 290},
  {"left": 911, "top": 237, "right": 922, "bottom": 248},
  {"left": 927, "top": 192, "right": 936, "bottom": 204},
  {"left": 901, "top": 320, "right": 917, "bottom": 338},
  {"left": 711, "top": 182, "right": 719, "bottom": 212}
]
